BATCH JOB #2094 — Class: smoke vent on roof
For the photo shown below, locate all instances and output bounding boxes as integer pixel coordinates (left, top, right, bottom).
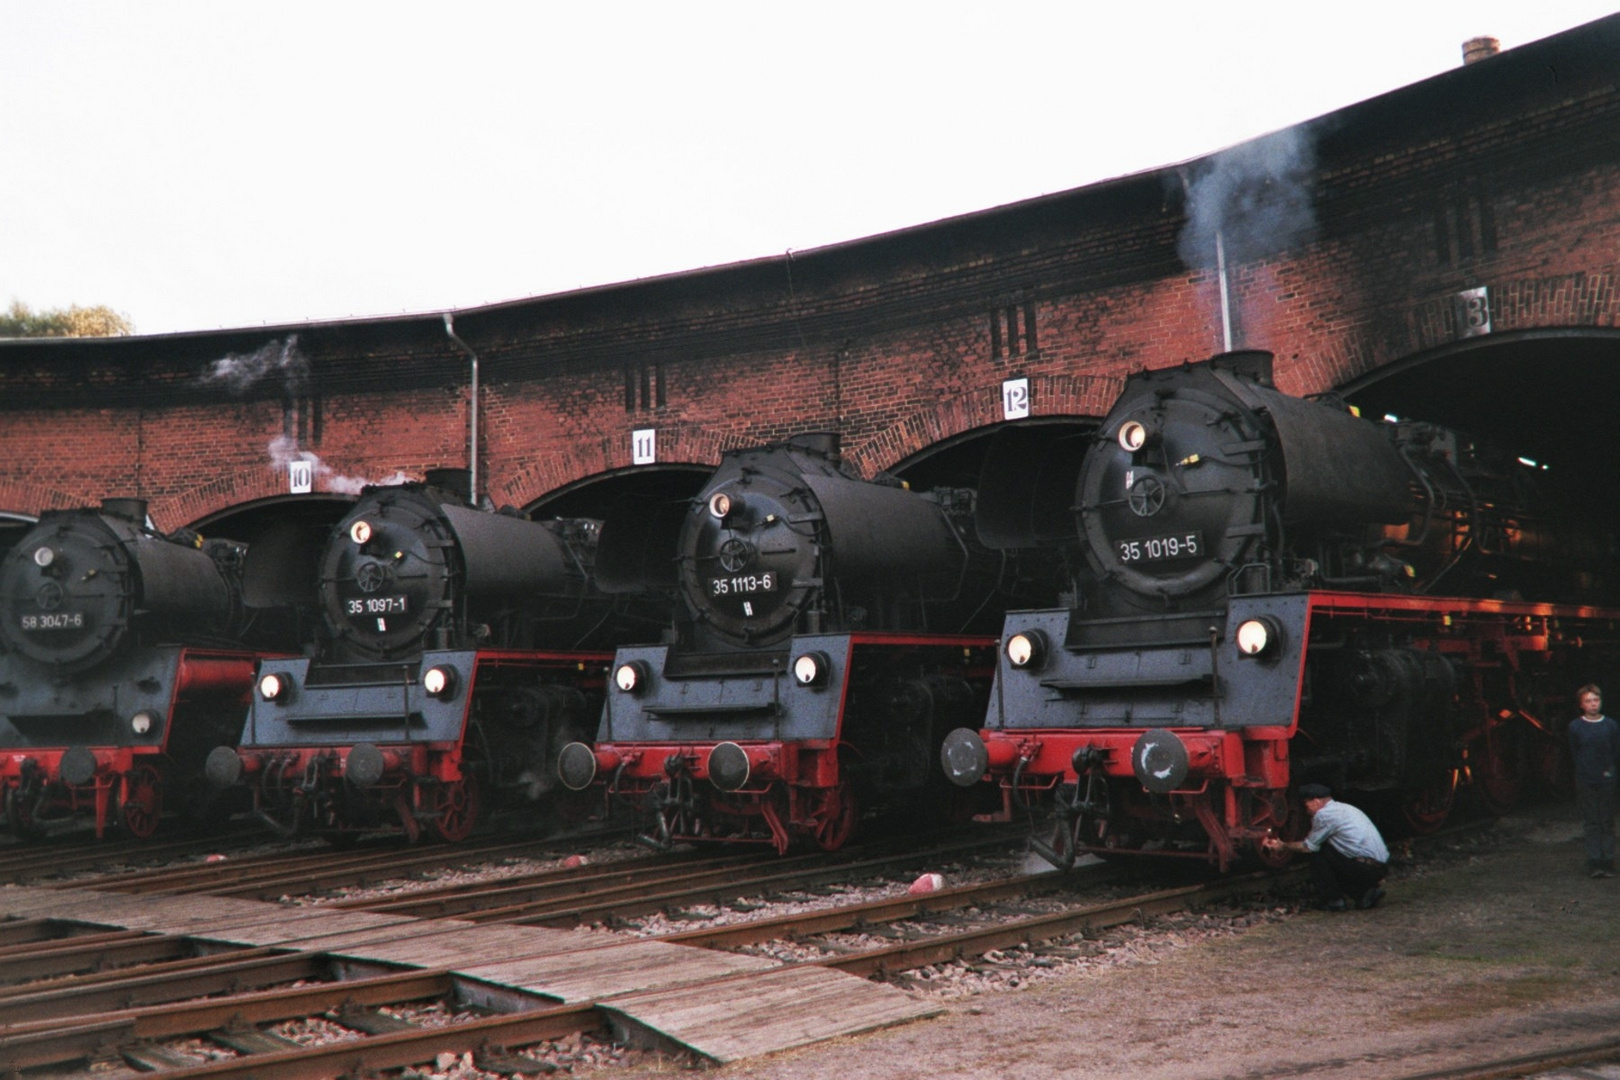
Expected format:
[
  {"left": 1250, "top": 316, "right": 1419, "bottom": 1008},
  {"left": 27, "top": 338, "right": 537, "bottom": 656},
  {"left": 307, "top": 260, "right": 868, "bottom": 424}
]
[{"left": 1462, "top": 36, "right": 1501, "bottom": 65}]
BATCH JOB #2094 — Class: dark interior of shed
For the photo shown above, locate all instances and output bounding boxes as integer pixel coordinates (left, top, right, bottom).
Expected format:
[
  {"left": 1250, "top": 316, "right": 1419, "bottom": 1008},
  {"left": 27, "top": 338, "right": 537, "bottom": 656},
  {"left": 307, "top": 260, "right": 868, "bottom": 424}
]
[{"left": 1341, "top": 332, "right": 1620, "bottom": 538}]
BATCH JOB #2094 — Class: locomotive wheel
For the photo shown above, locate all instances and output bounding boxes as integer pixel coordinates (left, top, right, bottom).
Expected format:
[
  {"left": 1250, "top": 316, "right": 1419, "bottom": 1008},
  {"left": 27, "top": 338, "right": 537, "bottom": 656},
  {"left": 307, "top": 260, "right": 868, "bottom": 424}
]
[
  {"left": 1469, "top": 719, "right": 1526, "bottom": 815},
  {"left": 1401, "top": 769, "right": 1457, "bottom": 834},
  {"left": 812, "top": 784, "right": 858, "bottom": 852},
  {"left": 3, "top": 785, "right": 46, "bottom": 841},
  {"left": 433, "top": 774, "right": 482, "bottom": 842},
  {"left": 1253, "top": 791, "right": 1306, "bottom": 870},
  {"left": 119, "top": 766, "right": 163, "bottom": 839}
]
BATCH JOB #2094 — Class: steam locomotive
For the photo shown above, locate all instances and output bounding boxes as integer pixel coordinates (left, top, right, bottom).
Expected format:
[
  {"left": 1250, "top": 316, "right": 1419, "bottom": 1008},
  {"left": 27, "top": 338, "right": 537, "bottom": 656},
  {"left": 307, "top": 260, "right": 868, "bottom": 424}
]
[
  {"left": 0, "top": 499, "right": 291, "bottom": 838},
  {"left": 557, "top": 434, "right": 1058, "bottom": 853},
  {"left": 205, "top": 471, "right": 652, "bottom": 842},
  {"left": 942, "top": 351, "right": 1620, "bottom": 870}
]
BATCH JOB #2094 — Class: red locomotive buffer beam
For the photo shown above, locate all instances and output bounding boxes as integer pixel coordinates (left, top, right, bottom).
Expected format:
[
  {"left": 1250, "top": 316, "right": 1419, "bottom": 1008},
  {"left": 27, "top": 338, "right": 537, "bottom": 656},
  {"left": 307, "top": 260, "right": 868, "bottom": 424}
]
[
  {"left": 0, "top": 647, "right": 265, "bottom": 840},
  {"left": 563, "top": 634, "right": 998, "bottom": 854},
  {"left": 952, "top": 593, "right": 1620, "bottom": 872},
  {"left": 562, "top": 738, "right": 850, "bottom": 853},
  {"left": 214, "top": 649, "right": 610, "bottom": 844}
]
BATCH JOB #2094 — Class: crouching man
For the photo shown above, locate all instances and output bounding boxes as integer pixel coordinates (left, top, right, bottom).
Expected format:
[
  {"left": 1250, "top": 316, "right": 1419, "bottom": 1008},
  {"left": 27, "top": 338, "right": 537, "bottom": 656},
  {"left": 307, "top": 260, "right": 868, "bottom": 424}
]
[{"left": 1262, "top": 782, "right": 1389, "bottom": 911}]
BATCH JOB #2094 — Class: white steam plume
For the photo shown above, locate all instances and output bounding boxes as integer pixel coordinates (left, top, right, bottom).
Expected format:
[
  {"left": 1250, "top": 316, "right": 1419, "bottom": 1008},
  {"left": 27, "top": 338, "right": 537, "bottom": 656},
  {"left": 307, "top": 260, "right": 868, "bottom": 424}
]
[
  {"left": 201, "top": 335, "right": 309, "bottom": 395},
  {"left": 269, "top": 436, "right": 411, "bottom": 495}
]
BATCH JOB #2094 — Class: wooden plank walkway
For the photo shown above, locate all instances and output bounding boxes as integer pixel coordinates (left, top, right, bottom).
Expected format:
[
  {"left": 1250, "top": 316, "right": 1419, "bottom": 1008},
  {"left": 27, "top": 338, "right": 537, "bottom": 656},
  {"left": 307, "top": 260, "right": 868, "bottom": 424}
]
[
  {"left": 606, "top": 966, "right": 944, "bottom": 1063},
  {"left": 0, "top": 883, "right": 939, "bottom": 1062}
]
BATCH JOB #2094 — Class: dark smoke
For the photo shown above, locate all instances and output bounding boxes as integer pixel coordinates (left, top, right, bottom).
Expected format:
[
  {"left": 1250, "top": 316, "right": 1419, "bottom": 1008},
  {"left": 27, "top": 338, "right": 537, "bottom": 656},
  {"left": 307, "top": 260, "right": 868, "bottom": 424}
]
[
  {"left": 200, "top": 335, "right": 308, "bottom": 395},
  {"left": 1176, "top": 129, "right": 1318, "bottom": 269}
]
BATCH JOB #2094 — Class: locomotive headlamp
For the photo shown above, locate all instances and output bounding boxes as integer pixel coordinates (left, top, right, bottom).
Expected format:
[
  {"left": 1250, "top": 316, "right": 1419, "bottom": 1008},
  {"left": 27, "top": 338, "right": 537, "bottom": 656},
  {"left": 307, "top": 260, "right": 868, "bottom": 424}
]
[
  {"left": 1235, "top": 617, "right": 1283, "bottom": 658},
  {"left": 707, "top": 491, "right": 734, "bottom": 519},
  {"left": 614, "top": 660, "right": 650, "bottom": 694},
  {"left": 1006, "top": 630, "right": 1048, "bottom": 670},
  {"left": 258, "top": 672, "right": 291, "bottom": 702},
  {"left": 32, "top": 546, "right": 54, "bottom": 568},
  {"left": 349, "top": 520, "right": 373, "bottom": 545},
  {"left": 422, "top": 665, "right": 458, "bottom": 699},
  {"left": 130, "top": 710, "right": 157, "bottom": 735},
  {"left": 792, "top": 651, "right": 830, "bottom": 688},
  {"left": 1117, "top": 420, "right": 1154, "bottom": 453}
]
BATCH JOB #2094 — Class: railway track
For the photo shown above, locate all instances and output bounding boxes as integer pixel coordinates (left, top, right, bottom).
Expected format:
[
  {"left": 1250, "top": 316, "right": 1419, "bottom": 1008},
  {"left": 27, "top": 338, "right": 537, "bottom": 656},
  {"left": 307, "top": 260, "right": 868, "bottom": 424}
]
[
  {"left": 0, "top": 827, "right": 294, "bottom": 885},
  {"left": 6, "top": 824, "right": 633, "bottom": 895},
  {"left": 0, "top": 818, "right": 1544, "bottom": 1077},
  {"left": 1391, "top": 1039, "right": 1620, "bottom": 1079},
  {"left": 0, "top": 831, "right": 1266, "bottom": 1076}
]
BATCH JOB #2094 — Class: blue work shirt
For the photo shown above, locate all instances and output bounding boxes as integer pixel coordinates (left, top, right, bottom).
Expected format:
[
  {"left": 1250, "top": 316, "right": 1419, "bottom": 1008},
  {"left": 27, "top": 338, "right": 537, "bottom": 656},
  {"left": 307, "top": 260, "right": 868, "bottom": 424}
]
[{"left": 1303, "top": 799, "right": 1389, "bottom": 863}]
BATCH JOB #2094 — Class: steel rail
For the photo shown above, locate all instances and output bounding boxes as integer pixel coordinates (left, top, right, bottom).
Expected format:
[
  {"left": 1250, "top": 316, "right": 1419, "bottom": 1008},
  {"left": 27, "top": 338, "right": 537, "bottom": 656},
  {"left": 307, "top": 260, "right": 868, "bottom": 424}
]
[
  {"left": 67, "top": 1002, "right": 605, "bottom": 1080},
  {"left": 468, "top": 833, "right": 1032, "bottom": 928},
  {"left": 0, "top": 830, "right": 275, "bottom": 884},
  {"left": 0, "top": 950, "right": 325, "bottom": 1023},
  {"left": 323, "top": 847, "right": 767, "bottom": 916},
  {"left": 811, "top": 870, "right": 1299, "bottom": 978},
  {"left": 0, "top": 946, "right": 284, "bottom": 1003},
  {"left": 0, "top": 968, "right": 461, "bottom": 1071},
  {"left": 1386, "top": 1035, "right": 1620, "bottom": 1080},
  {"left": 0, "top": 929, "right": 201, "bottom": 984},
  {"left": 327, "top": 825, "right": 1025, "bottom": 918},
  {"left": 78, "top": 834, "right": 600, "bottom": 897},
  {"left": 0, "top": 919, "right": 146, "bottom": 950},
  {"left": 657, "top": 865, "right": 1120, "bottom": 949}
]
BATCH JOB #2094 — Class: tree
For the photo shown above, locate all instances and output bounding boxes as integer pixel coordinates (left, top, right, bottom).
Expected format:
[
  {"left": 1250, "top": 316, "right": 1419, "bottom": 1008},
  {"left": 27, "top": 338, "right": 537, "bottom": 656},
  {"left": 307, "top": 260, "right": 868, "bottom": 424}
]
[{"left": 0, "top": 300, "right": 134, "bottom": 337}]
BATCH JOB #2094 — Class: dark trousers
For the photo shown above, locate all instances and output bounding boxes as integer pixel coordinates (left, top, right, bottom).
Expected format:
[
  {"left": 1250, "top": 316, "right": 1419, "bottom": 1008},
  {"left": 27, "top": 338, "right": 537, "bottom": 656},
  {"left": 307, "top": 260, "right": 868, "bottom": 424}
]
[
  {"left": 1576, "top": 781, "right": 1617, "bottom": 867},
  {"left": 1310, "top": 844, "right": 1386, "bottom": 904}
]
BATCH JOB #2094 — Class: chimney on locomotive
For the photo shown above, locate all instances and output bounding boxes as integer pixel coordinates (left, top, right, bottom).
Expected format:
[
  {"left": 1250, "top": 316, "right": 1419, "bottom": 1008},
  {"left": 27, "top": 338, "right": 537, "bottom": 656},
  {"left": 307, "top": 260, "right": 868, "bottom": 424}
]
[
  {"left": 99, "top": 498, "right": 150, "bottom": 524},
  {"left": 424, "top": 467, "right": 474, "bottom": 505},
  {"left": 785, "top": 431, "right": 842, "bottom": 464},
  {"left": 1207, "top": 349, "right": 1275, "bottom": 386}
]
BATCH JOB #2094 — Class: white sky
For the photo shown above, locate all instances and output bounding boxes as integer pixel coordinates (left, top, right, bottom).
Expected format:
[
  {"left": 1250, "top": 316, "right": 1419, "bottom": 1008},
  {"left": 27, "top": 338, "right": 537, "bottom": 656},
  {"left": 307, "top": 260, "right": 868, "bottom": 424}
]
[{"left": 4, "top": 2, "right": 1617, "bottom": 336}]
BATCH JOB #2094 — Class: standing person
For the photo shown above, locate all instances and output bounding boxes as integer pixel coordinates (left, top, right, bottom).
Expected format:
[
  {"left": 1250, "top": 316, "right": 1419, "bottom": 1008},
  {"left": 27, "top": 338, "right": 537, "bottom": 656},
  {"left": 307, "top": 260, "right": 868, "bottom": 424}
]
[
  {"left": 1569, "top": 684, "right": 1620, "bottom": 879},
  {"left": 1262, "top": 783, "right": 1389, "bottom": 911}
]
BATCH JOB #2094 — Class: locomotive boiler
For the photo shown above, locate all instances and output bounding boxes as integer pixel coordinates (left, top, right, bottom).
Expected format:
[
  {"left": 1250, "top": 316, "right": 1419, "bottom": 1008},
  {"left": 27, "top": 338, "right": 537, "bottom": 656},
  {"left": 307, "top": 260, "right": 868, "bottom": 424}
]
[
  {"left": 943, "top": 351, "right": 1620, "bottom": 870},
  {"left": 558, "top": 433, "right": 1057, "bottom": 853},
  {"left": 207, "top": 472, "right": 644, "bottom": 842},
  {"left": 0, "top": 499, "right": 286, "bottom": 838}
]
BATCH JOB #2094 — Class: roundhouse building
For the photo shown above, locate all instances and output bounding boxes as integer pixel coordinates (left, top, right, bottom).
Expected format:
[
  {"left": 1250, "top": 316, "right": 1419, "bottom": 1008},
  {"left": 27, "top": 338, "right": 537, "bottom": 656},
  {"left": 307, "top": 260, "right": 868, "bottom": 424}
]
[{"left": 2, "top": 16, "right": 1618, "bottom": 548}]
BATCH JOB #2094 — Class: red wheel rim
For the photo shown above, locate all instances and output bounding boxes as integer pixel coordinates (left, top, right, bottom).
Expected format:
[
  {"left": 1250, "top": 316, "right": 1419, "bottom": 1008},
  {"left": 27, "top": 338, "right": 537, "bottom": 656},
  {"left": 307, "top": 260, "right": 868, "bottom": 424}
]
[
  {"left": 120, "top": 766, "right": 163, "bottom": 839},
  {"left": 434, "top": 774, "right": 482, "bottom": 842},
  {"left": 1470, "top": 722, "right": 1525, "bottom": 814},
  {"left": 1255, "top": 791, "right": 1305, "bottom": 868},
  {"left": 813, "top": 785, "right": 858, "bottom": 851},
  {"left": 1402, "top": 769, "right": 1456, "bottom": 833}
]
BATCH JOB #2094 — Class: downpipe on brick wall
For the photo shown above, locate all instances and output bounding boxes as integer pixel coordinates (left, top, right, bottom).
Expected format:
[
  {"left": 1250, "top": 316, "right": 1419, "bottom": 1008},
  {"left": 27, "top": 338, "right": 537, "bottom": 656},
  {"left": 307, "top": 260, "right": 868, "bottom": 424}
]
[
  {"left": 1215, "top": 228, "right": 1233, "bottom": 353},
  {"left": 442, "top": 313, "right": 479, "bottom": 505}
]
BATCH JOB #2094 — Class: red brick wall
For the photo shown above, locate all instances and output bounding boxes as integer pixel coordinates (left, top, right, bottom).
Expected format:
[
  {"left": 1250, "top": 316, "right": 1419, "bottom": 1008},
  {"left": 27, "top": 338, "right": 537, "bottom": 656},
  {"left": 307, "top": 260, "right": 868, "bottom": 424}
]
[{"left": 4, "top": 43, "right": 1620, "bottom": 529}]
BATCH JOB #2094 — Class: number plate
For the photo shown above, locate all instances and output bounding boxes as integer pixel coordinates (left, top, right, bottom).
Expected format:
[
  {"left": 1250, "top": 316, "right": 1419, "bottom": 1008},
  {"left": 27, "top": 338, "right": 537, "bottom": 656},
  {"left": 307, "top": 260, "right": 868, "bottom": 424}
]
[
  {"left": 345, "top": 595, "right": 409, "bottom": 616},
  {"left": 19, "top": 611, "right": 84, "bottom": 631},
  {"left": 708, "top": 572, "right": 778, "bottom": 596},
  {"left": 1117, "top": 532, "right": 1204, "bottom": 563}
]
